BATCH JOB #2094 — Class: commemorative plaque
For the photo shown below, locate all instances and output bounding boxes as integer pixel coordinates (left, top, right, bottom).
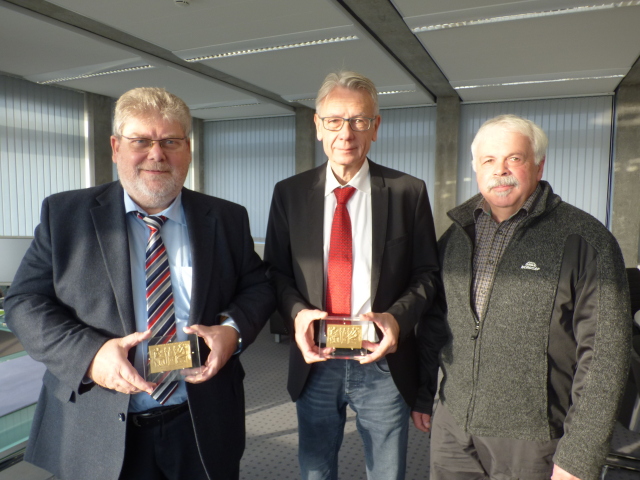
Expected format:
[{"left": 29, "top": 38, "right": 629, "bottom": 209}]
[
  {"left": 143, "top": 333, "right": 203, "bottom": 380},
  {"left": 317, "top": 316, "right": 369, "bottom": 359}
]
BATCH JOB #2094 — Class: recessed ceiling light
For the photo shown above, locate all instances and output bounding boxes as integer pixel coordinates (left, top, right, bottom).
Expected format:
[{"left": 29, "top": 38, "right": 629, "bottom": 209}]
[
  {"left": 412, "top": 2, "right": 640, "bottom": 32},
  {"left": 454, "top": 74, "right": 624, "bottom": 90},
  {"left": 191, "top": 102, "right": 261, "bottom": 110},
  {"left": 287, "top": 89, "right": 416, "bottom": 103},
  {"left": 185, "top": 36, "right": 358, "bottom": 62},
  {"left": 379, "top": 89, "right": 416, "bottom": 95},
  {"left": 36, "top": 65, "right": 154, "bottom": 84}
]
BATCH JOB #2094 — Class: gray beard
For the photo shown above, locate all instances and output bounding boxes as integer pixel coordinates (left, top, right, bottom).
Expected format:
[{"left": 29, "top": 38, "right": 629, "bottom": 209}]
[{"left": 120, "top": 174, "right": 182, "bottom": 211}]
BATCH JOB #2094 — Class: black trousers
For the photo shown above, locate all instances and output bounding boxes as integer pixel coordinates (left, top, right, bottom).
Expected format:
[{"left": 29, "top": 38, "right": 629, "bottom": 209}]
[{"left": 119, "top": 406, "right": 218, "bottom": 480}]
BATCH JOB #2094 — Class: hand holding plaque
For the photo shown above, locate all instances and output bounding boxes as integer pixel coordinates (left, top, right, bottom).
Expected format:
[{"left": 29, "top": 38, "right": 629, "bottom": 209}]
[
  {"left": 294, "top": 309, "right": 331, "bottom": 363},
  {"left": 316, "top": 316, "right": 369, "bottom": 359},
  {"left": 143, "top": 334, "right": 203, "bottom": 382},
  {"left": 88, "top": 330, "right": 155, "bottom": 395},
  {"left": 181, "top": 323, "right": 241, "bottom": 383},
  {"left": 356, "top": 312, "right": 399, "bottom": 364}
]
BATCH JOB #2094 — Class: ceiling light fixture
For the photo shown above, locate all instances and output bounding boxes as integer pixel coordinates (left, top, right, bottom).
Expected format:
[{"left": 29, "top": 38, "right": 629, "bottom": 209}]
[
  {"left": 185, "top": 36, "right": 358, "bottom": 62},
  {"left": 37, "top": 65, "right": 154, "bottom": 85},
  {"left": 454, "top": 74, "right": 624, "bottom": 90},
  {"left": 190, "top": 102, "right": 261, "bottom": 110},
  {"left": 412, "top": 1, "right": 640, "bottom": 32},
  {"left": 379, "top": 89, "right": 416, "bottom": 95},
  {"left": 289, "top": 89, "right": 416, "bottom": 103}
]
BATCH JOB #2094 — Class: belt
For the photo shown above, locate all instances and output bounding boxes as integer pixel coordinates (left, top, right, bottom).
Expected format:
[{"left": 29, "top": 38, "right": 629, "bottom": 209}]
[{"left": 129, "top": 402, "right": 189, "bottom": 428}]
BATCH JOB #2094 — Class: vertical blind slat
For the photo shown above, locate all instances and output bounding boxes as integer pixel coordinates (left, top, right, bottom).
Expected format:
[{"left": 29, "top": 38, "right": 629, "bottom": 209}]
[{"left": 0, "top": 76, "right": 84, "bottom": 236}]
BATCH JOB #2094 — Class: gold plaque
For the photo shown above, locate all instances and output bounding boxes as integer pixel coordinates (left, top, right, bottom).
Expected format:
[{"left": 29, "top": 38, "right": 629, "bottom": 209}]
[
  {"left": 148, "top": 341, "right": 193, "bottom": 374},
  {"left": 326, "top": 324, "right": 362, "bottom": 349}
]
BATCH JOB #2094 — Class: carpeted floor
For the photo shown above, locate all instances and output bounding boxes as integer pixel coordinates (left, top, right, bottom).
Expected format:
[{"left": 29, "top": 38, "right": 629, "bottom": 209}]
[
  {"left": 3, "top": 327, "right": 638, "bottom": 479},
  {"left": 240, "top": 329, "right": 431, "bottom": 480},
  {"left": 0, "top": 327, "right": 431, "bottom": 480}
]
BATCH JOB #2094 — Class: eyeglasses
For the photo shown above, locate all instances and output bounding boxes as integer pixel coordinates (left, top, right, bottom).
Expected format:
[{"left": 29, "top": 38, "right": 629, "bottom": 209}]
[
  {"left": 120, "top": 136, "right": 188, "bottom": 152},
  {"left": 319, "top": 116, "right": 376, "bottom": 132}
]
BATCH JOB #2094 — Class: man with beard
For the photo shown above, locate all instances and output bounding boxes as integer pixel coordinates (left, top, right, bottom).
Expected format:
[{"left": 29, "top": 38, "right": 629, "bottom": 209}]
[
  {"left": 426, "top": 114, "right": 630, "bottom": 480},
  {"left": 5, "top": 87, "right": 275, "bottom": 480}
]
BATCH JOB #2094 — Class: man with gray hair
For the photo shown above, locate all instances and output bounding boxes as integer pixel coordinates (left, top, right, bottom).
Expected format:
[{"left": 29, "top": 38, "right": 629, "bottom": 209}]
[
  {"left": 6, "top": 87, "right": 274, "bottom": 480},
  {"left": 264, "top": 71, "right": 446, "bottom": 479},
  {"left": 425, "top": 114, "right": 630, "bottom": 480}
]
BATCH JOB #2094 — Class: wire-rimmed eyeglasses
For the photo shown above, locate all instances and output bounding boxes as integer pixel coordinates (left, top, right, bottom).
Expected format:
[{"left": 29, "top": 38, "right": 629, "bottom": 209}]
[
  {"left": 120, "top": 135, "right": 188, "bottom": 152},
  {"left": 319, "top": 116, "right": 376, "bottom": 132}
]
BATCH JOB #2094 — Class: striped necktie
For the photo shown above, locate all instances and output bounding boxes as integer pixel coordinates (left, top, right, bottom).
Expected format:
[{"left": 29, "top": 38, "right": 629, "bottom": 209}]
[{"left": 136, "top": 212, "right": 180, "bottom": 404}]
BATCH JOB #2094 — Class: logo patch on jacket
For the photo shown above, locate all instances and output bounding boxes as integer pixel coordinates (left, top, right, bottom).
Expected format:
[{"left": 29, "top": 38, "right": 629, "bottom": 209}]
[{"left": 520, "top": 261, "right": 540, "bottom": 271}]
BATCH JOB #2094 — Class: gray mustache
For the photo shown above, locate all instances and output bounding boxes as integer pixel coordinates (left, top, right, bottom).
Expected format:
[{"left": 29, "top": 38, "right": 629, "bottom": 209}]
[{"left": 487, "top": 176, "right": 519, "bottom": 190}]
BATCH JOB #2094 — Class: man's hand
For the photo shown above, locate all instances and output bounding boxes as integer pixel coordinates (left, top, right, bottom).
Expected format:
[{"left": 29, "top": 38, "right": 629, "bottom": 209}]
[
  {"left": 359, "top": 312, "right": 400, "bottom": 364},
  {"left": 411, "top": 411, "right": 431, "bottom": 433},
  {"left": 551, "top": 464, "right": 581, "bottom": 480},
  {"left": 182, "top": 324, "right": 239, "bottom": 383},
  {"left": 294, "top": 309, "right": 329, "bottom": 363},
  {"left": 87, "top": 330, "right": 154, "bottom": 395}
]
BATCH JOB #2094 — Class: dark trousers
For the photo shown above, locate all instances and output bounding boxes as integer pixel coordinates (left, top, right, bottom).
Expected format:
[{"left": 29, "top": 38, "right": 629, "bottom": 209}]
[
  {"left": 119, "top": 406, "right": 216, "bottom": 480},
  {"left": 430, "top": 402, "right": 558, "bottom": 480}
]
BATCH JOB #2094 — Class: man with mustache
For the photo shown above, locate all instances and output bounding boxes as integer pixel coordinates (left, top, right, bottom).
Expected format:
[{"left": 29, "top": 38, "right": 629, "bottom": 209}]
[
  {"left": 425, "top": 114, "right": 630, "bottom": 480},
  {"left": 5, "top": 87, "right": 275, "bottom": 480}
]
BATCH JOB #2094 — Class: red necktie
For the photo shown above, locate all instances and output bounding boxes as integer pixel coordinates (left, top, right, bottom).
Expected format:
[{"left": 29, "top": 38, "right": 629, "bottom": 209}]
[
  {"left": 326, "top": 186, "right": 356, "bottom": 316},
  {"left": 137, "top": 212, "right": 179, "bottom": 404}
]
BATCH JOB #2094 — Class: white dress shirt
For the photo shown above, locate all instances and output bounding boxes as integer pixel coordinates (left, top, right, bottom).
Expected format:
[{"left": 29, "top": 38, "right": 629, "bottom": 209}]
[{"left": 323, "top": 160, "right": 376, "bottom": 340}]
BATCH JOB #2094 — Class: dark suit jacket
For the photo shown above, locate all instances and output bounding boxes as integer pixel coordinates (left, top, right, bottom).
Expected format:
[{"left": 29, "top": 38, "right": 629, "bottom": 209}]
[
  {"left": 5, "top": 181, "right": 275, "bottom": 480},
  {"left": 263, "top": 160, "right": 443, "bottom": 408}
]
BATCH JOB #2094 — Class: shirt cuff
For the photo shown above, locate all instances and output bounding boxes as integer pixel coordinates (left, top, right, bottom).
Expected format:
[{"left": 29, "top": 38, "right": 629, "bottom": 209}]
[{"left": 220, "top": 316, "right": 242, "bottom": 354}]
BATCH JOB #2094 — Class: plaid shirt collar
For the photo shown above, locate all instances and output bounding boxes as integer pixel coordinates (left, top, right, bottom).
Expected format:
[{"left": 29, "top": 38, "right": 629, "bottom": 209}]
[{"left": 473, "top": 183, "right": 543, "bottom": 224}]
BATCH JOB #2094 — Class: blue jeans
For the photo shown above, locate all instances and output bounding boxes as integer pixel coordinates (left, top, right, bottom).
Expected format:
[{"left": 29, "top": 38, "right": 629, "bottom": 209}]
[{"left": 296, "top": 359, "right": 410, "bottom": 480}]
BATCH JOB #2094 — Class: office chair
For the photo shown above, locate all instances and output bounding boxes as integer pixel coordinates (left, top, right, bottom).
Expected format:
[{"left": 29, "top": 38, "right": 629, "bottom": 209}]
[{"left": 601, "top": 336, "right": 640, "bottom": 478}]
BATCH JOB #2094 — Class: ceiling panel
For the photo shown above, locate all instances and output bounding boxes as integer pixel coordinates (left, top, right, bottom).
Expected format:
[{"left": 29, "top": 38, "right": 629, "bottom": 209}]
[
  {"left": 393, "top": 0, "right": 608, "bottom": 22},
  {"left": 46, "top": 0, "right": 352, "bottom": 52},
  {"left": 0, "top": 7, "right": 137, "bottom": 77},
  {"left": 191, "top": 103, "right": 296, "bottom": 121},
  {"left": 56, "top": 67, "right": 251, "bottom": 103},
  {"left": 199, "top": 39, "right": 433, "bottom": 106},
  {"left": 1, "top": 0, "right": 639, "bottom": 119},
  {"left": 414, "top": 7, "right": 640, "bottom": 100}
]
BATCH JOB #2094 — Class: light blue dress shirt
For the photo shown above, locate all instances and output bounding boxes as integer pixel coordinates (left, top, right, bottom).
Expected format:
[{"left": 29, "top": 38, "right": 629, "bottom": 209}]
[{"left": 124, "top": 191, "right": 191, "bottom": 412}]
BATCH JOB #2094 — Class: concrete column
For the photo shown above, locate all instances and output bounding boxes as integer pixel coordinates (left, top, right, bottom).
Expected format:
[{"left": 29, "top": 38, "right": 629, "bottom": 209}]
[
  {"left": 84, "top": 92, "right": 114, "bottom": 186},
  {"left": 611, "top": 84, "right": 640, "bottom": 267},
  {"left": 434, "top": 96, "right": 460, "bottom": 238},
  {"left": 295, "top": 107, "right": 316, "bottom": 174},
  {"left": 191, "top": 118, "right": 205, "bottom": 193}
]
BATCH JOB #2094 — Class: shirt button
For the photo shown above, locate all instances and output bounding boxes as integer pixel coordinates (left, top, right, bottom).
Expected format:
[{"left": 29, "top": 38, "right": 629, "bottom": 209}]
[{"left": 118, "top": 413, "right": 126, "bottom": 422}]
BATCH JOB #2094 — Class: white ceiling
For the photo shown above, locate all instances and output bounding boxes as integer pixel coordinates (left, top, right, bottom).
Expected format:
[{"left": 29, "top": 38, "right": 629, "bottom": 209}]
[{"left": 1, "top": 0, "right": 639, "bottom": 120}]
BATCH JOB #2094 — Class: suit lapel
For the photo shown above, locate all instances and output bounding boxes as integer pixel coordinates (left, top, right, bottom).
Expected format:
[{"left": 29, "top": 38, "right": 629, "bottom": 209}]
[
  {"left": 91, "top": 182, "right": 136, "bottom": 335},
  {"left": 305, "top": 166, "right": 327, "bottom": 309},
  {"left": 369, "top": 161, "right": 388, "bottom": 304},
  {"left": 182, "top": 189, "right": 216, "bottom": 326}
]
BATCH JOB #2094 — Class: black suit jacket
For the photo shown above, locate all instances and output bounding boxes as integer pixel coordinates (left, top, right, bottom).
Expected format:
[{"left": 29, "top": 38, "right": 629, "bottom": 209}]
[
  {"left": 6, "top": 181, "right": 275, "bottom": 480},
  {"left": 264, "top": 160, "right": 443, "bottom": 408}
]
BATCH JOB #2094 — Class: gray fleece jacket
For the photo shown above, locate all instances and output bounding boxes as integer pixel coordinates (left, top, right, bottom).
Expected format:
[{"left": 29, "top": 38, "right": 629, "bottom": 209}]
[{"left": 437, "top": 181, "right": 631, "bottom": 480}]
